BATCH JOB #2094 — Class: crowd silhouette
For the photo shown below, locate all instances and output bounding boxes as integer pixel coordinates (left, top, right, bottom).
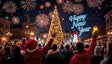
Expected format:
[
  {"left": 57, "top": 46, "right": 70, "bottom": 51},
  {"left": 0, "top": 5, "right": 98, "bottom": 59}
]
[{"left": 0, "top": 31, "right": 112, "bottom": 64}]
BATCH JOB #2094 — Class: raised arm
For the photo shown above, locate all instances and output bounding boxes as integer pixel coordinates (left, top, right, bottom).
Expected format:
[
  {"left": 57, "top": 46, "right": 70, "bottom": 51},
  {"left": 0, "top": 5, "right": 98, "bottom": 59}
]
[
  {"left": 40, "top": 32, "right": 57, "bottom": 54},
  {"left": 87, "top": 31, "right": 98, "bottom": 55}
]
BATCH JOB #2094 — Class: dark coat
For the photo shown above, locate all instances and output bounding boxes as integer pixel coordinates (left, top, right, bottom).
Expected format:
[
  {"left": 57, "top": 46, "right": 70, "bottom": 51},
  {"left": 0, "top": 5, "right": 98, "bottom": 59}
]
[
  {"left": 10, "top": 53, "right": 25, "bottom": 64},
  {"left": 91, "top": 55, "right": 103, "bottom": 64},
  {"left": 45, "top": 50, "right": 63, "bottom": 64}
]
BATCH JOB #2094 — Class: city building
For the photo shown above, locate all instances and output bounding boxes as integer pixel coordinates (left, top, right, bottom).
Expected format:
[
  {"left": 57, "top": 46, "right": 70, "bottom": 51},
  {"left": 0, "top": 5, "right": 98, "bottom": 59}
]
[
  {"left": 104, "top": 10, "right": 112, "bottom": 43},
  {"left": 10, "top": 25, "right": 22, "bottom": 40},
  {"left": 22, "top": 16, "right": 37, "bottom": 40},
  {"left": 0, "top": 18, "right": 11, "bottom": 43}
]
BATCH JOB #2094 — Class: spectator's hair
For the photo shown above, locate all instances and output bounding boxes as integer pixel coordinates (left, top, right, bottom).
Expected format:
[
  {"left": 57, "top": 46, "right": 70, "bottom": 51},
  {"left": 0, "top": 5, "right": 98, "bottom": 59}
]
[
  {"left": 60, "top": 45, "right": 64, "bottom": 49},
  {"left": 108, "top": 42, "right": 112, "bottom": 55},
  {"left": 65, "top": 44, "right": 70, "bottom": 50},
  {"left": 14, "top": 46, "right": 20, "bottom": 52},
  {"left": 85, "top": 44, "right": 89, "bottom": 49},
  {"left": 106, "top": 42, "right": 112, "bottom": 64},
  {"left": 76, "top": 42, "right": 84, "bottom": 50},
  {"left": 4, "top": 46, "right": 11, "bottom": 55},
  {"left": 52, "top": 44, "right": 57, "bottom": 51},
  {"left": 38, "top": 44, "right": 41, "bottom": 49}
]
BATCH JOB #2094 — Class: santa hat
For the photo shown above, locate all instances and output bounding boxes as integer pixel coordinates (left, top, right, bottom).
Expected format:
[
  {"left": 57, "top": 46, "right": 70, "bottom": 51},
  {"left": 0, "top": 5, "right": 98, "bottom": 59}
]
[
  {"left": 24, "top": 39, "right": 38, "bottom": 53},
  {"left": 74, "top": 32, "right": 78, "bottom": 35}
]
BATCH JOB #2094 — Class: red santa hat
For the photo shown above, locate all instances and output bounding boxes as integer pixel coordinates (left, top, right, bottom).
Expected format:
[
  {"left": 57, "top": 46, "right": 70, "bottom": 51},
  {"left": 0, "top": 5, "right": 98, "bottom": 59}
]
[
  {"left": 74, "top": 32, "right": 78, "bottom": 35},
  {"left": 24, "top": 39, "right": 38, "bottom": 53}
]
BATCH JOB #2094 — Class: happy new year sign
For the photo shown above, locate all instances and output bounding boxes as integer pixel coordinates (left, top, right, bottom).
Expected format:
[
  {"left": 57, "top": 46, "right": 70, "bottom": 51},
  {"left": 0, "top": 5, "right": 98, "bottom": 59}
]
[{"left": 69, "top": 14, "right": 91, "bottom": 36}]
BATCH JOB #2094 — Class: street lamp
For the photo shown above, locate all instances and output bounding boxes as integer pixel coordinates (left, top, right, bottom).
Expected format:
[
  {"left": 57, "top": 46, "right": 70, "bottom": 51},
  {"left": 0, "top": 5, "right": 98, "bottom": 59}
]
[
  {"left": 2, "top": 37, "right": 6, "bottom": 41},
  {"left": 6, "top": 32, "right": 12, "bottom": 36},
  {"left": 6, "top": 32, "right": 12, "bottom": 40},
  {"left": 30, "top": 32, "right": 34, "bottom": 36}
]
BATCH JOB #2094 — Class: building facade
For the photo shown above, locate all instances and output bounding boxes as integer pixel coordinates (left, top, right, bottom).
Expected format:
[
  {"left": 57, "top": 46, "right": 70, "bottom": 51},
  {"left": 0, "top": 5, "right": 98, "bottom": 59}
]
[
  {"left": 10, "top": 25, "right": 22, "bottom": 40},
  {"left": 22, "top": 16, "right": 37, "bottom": 40},
  {"left": 0, "top": 18, "right": 11, "bottom": 43},
  {"left": 104, "top": 10, "right": 112, "bottom": 43}
]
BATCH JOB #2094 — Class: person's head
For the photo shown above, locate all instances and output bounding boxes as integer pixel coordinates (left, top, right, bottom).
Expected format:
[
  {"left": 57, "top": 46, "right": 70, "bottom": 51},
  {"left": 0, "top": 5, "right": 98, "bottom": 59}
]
[
  {"left": 52, "top": 44, "right": 57, "bottom": 51},
  {"left": 13, "top": 46, "right": 21, "bottom": 54},
  {"left": 108, "top": 42, "right": 112, "bottom": 55},
  {"left": 24, "top": 39, "right": 38, "bottom": 52},
  {"left": 0, "top": 45, "right": 4, "bottom": 55},
  {"left": 85, "top": 44, "right": 89, "bottom": 49},
  {"left": 38, "top": 44, "right": 42, "bottom": 49},
  {"left": 65, "top": 44, "right": 70, "bottom": 50},
  {"left": 4, "top": 46, "right": 11, "bottom": 54},
  {"left": 76, "top": 42, "right": 84, "bottom": 50},
  {"left": 60, "top": 45, "right": 64, "bottom": 50},
  {"left": 94, "top": 46, "right": 101, "bottom": 55}
]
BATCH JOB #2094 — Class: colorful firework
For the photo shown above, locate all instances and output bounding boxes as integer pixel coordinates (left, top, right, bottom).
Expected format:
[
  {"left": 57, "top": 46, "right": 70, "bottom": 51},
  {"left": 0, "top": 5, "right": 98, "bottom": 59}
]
[
  {"left": 57, "top": 0, "right": 64, "bottom": 5},
  {"left": 12, "top": 17, "right": 20, "bottom": 24},
  {"left": 4, "top": 1, "right": 17, "bottom": 13},
  {"left": 75, "top": 0, "right": 83, "bottom": 2},
  {"left": 87, "top": 0, "right": 104, "bottom": 8},
  {"left": 36, "top": 14, "right": 49, "bottom": 27},
  {"left": 49, "top": 11, "right": 54, "bottom": 18},
  {"left": 45, "top": 1, "right": 51, "bottom": 7},
  {"left": 72, "top": 4, "right": 84, "bottom": 15},
  {"left": 21, "top": 0, "right": 36, "bottom": 11},
  {"left": 62, "top": 2, "right": 73, "bottom": 14}
]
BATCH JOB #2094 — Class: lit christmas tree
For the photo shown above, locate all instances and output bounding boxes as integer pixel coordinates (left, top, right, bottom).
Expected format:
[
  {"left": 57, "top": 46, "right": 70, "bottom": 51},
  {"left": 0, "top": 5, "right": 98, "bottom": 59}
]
[{"left": 47, "top": 6, "right": 64, "bottom": 45}]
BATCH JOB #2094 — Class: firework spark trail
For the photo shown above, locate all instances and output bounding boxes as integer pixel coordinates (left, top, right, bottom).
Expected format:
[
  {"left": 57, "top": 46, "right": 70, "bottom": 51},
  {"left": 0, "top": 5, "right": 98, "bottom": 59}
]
[
  {"left": 87, "top": 0, "right": 104, "bottom": 8},
  {"left": 21, "top": 0, "right": 36, "bottom": 11},
  {"left": 4, "top": 1, "right": 17, "bottom": 13}
]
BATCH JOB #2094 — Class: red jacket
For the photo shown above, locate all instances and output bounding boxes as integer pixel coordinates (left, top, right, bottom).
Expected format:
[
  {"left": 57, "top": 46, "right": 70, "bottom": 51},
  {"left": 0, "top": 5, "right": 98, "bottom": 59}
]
[
  {"left": 70, "top": 37, "right": 97, "bottom": 64},
  {"left": 23, "top": 39, "right": 54, "bottom": 64}
]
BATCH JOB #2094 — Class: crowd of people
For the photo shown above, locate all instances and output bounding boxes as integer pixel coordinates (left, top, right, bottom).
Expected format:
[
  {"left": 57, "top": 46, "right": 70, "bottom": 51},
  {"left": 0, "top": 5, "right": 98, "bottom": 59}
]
[{"left": 0, "top": 31, "right": 112, "bottom": 64}]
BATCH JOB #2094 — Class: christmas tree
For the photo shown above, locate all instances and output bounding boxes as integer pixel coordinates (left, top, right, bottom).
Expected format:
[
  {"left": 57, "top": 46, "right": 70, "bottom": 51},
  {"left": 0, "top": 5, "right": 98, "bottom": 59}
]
[{"left": 47, "top": 6, "right": 64, "bottom": 45}]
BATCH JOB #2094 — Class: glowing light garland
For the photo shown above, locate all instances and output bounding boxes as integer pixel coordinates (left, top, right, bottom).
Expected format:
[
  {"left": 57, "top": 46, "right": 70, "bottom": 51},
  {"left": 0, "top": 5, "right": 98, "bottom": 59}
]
[{"left": 69, "top": 14, "right": 91, "bottom": 36}]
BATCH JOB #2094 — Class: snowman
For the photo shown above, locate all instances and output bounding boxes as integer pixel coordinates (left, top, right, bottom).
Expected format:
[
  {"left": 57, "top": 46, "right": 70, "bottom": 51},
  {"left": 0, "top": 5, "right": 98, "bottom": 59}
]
[{"left": 73, "top": 32, "right": 78, "bottom": 43}]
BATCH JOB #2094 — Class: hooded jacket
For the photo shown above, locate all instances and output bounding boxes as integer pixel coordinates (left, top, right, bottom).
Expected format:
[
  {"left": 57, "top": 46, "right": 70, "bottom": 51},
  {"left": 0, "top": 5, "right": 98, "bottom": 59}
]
[
  {"left": 23, "top": 39, "right": 54, "bottom": 64},
  {"left": 70, "top": 37, "right": 97, "bottom": 64}
]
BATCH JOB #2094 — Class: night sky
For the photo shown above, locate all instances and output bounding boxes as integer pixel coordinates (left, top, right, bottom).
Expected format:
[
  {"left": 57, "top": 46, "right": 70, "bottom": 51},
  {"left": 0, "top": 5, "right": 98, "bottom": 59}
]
[{"left": 0, "top": 0, "right": 112, "bottom": 41}]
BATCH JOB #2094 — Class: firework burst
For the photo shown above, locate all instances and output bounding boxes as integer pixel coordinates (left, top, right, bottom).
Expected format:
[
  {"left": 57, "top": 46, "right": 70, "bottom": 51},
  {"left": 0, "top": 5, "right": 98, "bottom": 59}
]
[
  {"left": 62, "top": 2, "right": 73, "bottom": 14},
  {"left": 57, "top": 0, "right": 64, "bottom": 5},
  {"left": 4, "top": 1, "right": 17, "bottom": 13},
  {"left": 21, "top": 0, "right": 36, "bottom": 11},
  {"left": 36, "top": 14, "right": 49, "bottom": 27},
  {"left": 87, "top": 0, "right": 104, "bottom": 8},
  {"left": 72, "top": 4, "right": 84, "bottom": 15},
  {"left": 49, "top": 11, "right": 54, "bottom": 18},
  {"left": 45, "top": 1, "right": 51, "bottom": 7},
  {"left": 75, "top": 0, "right": 83, "bottom": 2},
  {"left": 12, "top": 17, "right": 20, "bottom": 24}
]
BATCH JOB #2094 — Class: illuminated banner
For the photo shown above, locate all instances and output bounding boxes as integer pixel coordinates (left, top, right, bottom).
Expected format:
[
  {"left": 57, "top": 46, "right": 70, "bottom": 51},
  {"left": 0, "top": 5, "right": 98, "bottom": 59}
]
[{"left": 69, "top": 14, "right": 91, "bottom": 36}]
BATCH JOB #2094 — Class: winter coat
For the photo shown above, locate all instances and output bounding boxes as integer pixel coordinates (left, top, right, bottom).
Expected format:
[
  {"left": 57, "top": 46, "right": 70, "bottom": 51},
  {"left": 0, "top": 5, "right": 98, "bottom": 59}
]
[
  {"left": 91, "top": 55, "right": 103, "bottom": 64},
  {"left": 10, "top": 53, "right": 25, "bottom": 64},
  {"left": 45, "top": 49, "right": 63, "bottom": 64},
  {"left": 63, "top": 50, "right": 73, "bottom": 64},
  {"left": 23, "top": 39, "right": 54, "bottom": 64},
  {"left": 70, "top": 37, "right": 97, "bottom": 64}
]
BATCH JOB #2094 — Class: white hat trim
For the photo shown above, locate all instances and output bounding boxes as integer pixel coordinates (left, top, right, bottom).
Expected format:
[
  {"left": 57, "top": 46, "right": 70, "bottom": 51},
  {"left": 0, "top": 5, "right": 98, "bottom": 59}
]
[{"left": 27, "top": 46, "right": 38, "bottom": 53}]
